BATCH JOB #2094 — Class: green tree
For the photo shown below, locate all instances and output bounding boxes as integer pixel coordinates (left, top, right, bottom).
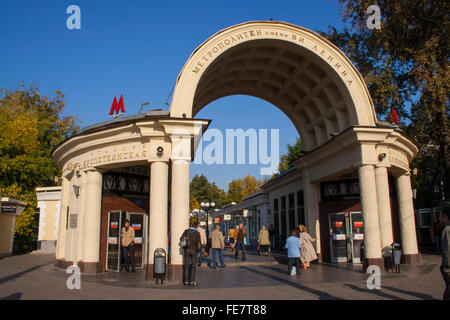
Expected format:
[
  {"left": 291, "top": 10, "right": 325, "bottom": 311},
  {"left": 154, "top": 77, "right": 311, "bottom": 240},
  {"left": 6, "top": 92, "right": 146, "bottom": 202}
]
[
  {"left": 324, "top": 0, "right": 449, "bottom": 206},
  {"left": 276, "top": 138, "right": 303, "bottom": 175},
  {"left": 190, "top": 174, "right": 227, "bottom": 209},
  {"left": 0, "top": 82, "right": 80, "bottom": 240}
]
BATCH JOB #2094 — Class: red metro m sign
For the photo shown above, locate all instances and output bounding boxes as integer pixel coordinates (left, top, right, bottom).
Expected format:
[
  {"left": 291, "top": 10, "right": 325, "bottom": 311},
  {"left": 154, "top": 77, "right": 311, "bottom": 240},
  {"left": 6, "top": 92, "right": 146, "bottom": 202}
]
[{"left": 109, "top": 95, "right": 125, "bottom": 117}]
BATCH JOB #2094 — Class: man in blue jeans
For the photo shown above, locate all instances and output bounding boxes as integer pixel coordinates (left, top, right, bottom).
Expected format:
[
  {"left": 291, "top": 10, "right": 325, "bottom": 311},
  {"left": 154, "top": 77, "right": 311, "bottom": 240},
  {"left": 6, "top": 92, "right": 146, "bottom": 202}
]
[
  {"left": 210, "top": 224, "right": 226, "bottom": 268},
  {"left": 234, "top": 223, "right": 247, "bottom": 261}
]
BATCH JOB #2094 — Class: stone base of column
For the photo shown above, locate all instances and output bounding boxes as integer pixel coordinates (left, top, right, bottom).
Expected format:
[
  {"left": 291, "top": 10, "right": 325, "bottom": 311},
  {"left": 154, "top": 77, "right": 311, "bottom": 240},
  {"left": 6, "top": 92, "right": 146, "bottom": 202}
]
[
  {"left": 77, "top": 261, "right": 102, "bottom": 274},
  {"left": 54, "top": 258, "right": 73, "bottom": 269},
  {"left": 146, "top": 264, "right": 183, "bottom": 282},
  {"left": 362, "top": 257, "right": 384, "bottom": 272},
  {"left": 168, "top": 264, "right": 184, "bottom": 283},
  {"left": 402, "top": 253, "right": 422, "bottom": 264}
]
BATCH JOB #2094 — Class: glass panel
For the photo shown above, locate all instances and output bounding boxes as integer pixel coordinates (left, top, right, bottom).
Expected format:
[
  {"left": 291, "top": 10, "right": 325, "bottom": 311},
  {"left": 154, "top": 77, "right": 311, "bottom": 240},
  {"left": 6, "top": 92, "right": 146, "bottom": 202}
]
[
  {"left": 329, "top": 213, "right": 347, "bottom": 263},
  {"left": 107, "top": 211, "right": 121, "bottom": 271},
  {"left": 129, "top": 213, "right": 144, "bottom": 269},
  {"left": 350, "top": 212, "right": 364, "bottom": 263}
]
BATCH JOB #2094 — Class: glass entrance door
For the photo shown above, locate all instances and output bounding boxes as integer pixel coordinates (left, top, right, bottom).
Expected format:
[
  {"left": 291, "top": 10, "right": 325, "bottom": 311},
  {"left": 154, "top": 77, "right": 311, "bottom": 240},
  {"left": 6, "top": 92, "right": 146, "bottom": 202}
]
[
  {"left": 329, "top": 212, "right": 348, "bottom": 263},
  {"left": 106, "top": 211, "right": 121, "bottom": 271},
  {"left": 328, "top": 211, "right": 364, "bottom": 264},
  {"left": 106, "top": 210, "right": 147, "bottom": 272},
  {"left": 128, "top": 212, "right": 145, "bottom": 269},
  {"left": 349, "top": 212, "right": 364, "bottom": 264}
]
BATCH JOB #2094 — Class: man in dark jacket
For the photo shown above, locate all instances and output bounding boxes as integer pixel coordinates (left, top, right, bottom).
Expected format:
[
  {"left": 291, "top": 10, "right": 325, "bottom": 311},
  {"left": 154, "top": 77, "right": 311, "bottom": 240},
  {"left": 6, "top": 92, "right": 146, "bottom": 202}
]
[
  {"left": 234, "top": 223, "right": 247, "bottom": 261},
  {"left": 438, "top": 206, "right": 450, "bottom": 300},
  {"left": 180, "top": 221, "right": 201, "bottom": 286}
]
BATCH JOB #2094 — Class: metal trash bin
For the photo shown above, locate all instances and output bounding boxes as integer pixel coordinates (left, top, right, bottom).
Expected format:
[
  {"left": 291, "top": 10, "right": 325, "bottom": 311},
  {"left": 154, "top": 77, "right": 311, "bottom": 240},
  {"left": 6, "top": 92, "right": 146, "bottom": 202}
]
[
  {"left": 391, "top": 242, "right": 401, "bottom": 273},
  {"left": 153, "top": 248, "right": 166, "bottom": 284}
]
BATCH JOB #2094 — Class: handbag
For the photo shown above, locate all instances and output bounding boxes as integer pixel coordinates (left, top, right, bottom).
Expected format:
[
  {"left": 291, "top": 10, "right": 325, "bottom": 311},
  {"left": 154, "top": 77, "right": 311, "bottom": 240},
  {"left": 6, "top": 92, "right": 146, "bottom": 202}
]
[
  {"left": 179, "top": 231, "right": 190, "bottom": 248},
  {"left": 290, "top": 266, "right": 297, "bottom": 276}
]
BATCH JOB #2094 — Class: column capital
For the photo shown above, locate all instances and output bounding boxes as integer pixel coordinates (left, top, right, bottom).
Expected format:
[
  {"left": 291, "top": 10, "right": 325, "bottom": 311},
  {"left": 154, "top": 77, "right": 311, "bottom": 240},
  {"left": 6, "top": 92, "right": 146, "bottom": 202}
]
[
  {"left": 148, "top": 158, "right": 169, "bottom": 164},
  {"left": 171, "top": 157, "right": 191, "bottom": 164}
]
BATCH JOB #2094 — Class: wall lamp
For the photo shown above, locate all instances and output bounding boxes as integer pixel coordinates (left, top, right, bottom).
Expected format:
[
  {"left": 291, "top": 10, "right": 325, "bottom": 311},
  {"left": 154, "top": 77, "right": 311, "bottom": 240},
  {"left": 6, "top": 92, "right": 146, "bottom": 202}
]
[
  {"left": 378, "top": 153, "right": 387, "bottom": 161},
  {"left": 156, "top": 146, "right": 164, "bottom": 157}
]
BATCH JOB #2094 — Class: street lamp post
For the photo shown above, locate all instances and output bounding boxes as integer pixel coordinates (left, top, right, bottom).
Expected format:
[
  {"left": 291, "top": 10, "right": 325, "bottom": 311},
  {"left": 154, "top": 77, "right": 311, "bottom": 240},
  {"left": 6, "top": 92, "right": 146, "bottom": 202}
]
[{"left": 200, "top": 201, "right": 215, "bottom": 238}]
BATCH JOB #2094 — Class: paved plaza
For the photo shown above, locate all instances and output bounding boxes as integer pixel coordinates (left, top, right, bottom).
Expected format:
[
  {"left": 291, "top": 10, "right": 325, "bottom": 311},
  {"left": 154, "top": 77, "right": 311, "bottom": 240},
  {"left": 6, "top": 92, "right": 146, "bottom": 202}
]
[{"left": 0, "top": 249, "right": 445, "bottom": 300}]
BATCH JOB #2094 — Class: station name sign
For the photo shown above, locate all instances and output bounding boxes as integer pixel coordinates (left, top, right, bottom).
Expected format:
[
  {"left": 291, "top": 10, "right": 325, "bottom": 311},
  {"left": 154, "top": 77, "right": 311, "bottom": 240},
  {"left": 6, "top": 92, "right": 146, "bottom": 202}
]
[
  {"left": 191, "top": 28, "right": 356, "bottom": 87},
  {"left": 1, "top": 202, "right": 17, "bottom": 214}
]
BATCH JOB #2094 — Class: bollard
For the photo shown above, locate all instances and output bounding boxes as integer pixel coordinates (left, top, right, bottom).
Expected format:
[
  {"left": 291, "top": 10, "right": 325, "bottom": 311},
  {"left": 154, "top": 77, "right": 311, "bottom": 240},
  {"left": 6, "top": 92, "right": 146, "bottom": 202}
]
[{"left": 153, "top": 248, "right": 166, "bottom": 284}]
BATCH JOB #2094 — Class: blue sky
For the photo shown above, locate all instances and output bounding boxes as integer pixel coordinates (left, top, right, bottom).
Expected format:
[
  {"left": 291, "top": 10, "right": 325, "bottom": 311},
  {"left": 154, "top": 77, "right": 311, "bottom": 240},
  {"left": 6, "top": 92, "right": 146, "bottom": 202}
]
[{"left": 0, "top": 0, "right": 347, "bottom": 191}]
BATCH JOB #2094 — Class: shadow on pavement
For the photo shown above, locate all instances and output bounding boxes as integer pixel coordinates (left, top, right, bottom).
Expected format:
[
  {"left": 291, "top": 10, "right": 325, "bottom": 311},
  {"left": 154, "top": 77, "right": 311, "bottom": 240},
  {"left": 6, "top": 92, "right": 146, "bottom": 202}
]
[
  {"left": 0, "top": 264, "right": 48, "bottom": 286},
  {"left": 240, "top": 266, "right": 343, "bottom": 300},
  {"left": 344, "top": 284, "right": 404, "bottom": 300},
  {"left": 0, "top": 292, "right": 22, "bottom": 300},
  {"left": 381, "top": 285, "right": 438, "bottom": 300}
]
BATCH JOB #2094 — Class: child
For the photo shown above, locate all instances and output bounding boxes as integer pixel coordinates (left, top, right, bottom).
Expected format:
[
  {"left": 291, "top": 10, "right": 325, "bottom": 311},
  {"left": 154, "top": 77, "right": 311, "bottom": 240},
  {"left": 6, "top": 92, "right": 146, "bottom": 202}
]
[{"left": 284, "top": 230, "right": 302, "bottom": 275}]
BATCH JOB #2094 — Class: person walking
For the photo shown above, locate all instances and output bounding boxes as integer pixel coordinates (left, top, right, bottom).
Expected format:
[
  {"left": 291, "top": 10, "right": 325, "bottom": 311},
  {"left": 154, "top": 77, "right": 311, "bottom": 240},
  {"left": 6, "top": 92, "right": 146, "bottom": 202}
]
[
  {"left": 228, "top": 226, "right": 236, "bottom": 252},
  {"left": 284, "top": 229, "right": 302, "bottom": 275},
  {"left": 258, "top": 225, "right": 271, "bottom": 256},
  {"left": 210, "top": 224, "right": 226, "bottom": 269},
  {"left": 438, "top": 206, "right": 450, "bottom": 300},
  {"left": 234, "top": 223, "right": 247, "bottom": 261},
  {"left": 180, "top": 221, "right": 202, "bottom": 286},
  {"left": 120, "top": 219, "right": 135, "bottom": 273},
  {"left": 197, "top": 225, "right": 212, "bottom": 268},
  {"left": 298, "top": 225, "right": 318, "bottom": 268},
  {"left": 433, "top": 222, "right": 441, "bottom": 254}
]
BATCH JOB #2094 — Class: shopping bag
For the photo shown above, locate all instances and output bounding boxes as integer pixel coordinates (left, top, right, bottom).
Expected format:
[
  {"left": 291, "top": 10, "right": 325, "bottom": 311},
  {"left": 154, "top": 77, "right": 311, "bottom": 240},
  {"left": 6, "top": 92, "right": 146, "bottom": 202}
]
[{"left": 290, "top": 266, "right": 296, "bottom": 276}]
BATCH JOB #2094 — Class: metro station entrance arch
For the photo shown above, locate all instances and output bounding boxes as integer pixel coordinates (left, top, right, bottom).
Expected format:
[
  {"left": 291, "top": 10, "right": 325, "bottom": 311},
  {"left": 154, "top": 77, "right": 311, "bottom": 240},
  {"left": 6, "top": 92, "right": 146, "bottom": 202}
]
[
  {"left": 169, "top": 21, "right": 420, "bottom": 269},
  {"left": 53, "top": 21, "right": 420, "bottom": 281}
]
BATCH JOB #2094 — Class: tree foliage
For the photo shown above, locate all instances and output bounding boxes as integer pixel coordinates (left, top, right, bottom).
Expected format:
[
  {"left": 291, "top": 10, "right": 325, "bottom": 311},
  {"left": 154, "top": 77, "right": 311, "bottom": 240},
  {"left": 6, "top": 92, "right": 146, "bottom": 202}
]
[
  {"left": 0, "top": 82, "right": 80, "bottom": 237},
  {"left": 276, "top": 138, "right": 303, "bottom": 175},
  {"left": 324, "top": 0, "right": 449, "bottom": 206},
  {"left": 226, "top": 175, "right": 262, "bottom": 204},
  {"left": 189, "top": 174, "right": 227, "bottom": 210}
]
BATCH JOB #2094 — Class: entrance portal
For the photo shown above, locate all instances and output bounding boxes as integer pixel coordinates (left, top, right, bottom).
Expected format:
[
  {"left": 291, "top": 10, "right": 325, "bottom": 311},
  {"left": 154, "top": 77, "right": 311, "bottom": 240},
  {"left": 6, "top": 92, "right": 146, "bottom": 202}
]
[
  {"left": 328, "top": 211, "right": 364, "bottom": 264},
  {"left": 106, "top": 211, "right": 147, "bottom": 271}
]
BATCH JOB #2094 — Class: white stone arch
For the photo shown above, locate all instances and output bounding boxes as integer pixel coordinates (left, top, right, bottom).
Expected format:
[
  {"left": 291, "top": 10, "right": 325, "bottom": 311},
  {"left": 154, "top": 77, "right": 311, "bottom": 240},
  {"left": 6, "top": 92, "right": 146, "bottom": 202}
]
[{"left": 169, "top": 21, "right": 378, "bottom": 151}]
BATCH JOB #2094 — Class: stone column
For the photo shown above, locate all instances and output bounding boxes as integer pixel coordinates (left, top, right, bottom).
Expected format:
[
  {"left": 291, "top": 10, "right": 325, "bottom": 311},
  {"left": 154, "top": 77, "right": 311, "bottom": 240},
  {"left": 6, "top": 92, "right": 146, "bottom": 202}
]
[
  {"left": 375, "top": 166, "right": 394, "bottom": 255},
  {"left": 55, "top": 176, "right": 70, "bottom": 262},
  {"left": 359, "top": 164, "right": 383, "bottom": 270},
  {"left": 396, "top": 172, "right": 421, "bottom": 264},
  {"left": 302, "top": 173, "right": 321, "bottom": 261},
  {"left": 80, "top": 169, "right": 102, "bottom": 274},
  {"left": 169, "top": 159, "right": 190, "bottom": 281},
  {"left": 147, "top": 160, "right": 169, "bottom": 280}
]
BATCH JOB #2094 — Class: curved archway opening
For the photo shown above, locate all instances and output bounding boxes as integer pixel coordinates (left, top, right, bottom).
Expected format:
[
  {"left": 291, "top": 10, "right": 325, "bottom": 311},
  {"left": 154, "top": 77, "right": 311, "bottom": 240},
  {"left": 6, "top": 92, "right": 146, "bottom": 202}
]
[{"left": 170, "top": 22, "right": 378, "bottom": 151}]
